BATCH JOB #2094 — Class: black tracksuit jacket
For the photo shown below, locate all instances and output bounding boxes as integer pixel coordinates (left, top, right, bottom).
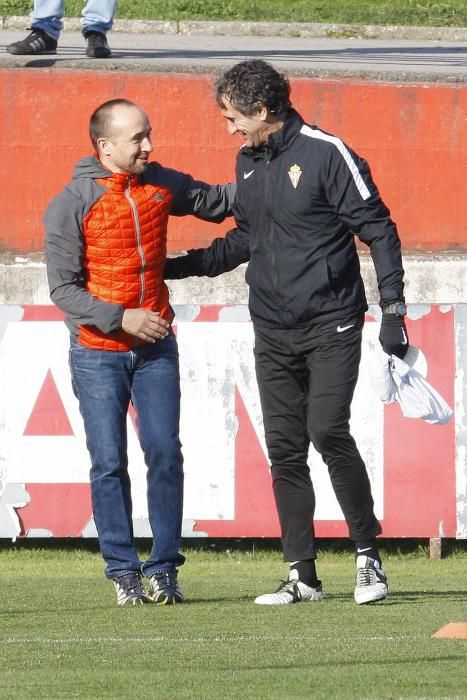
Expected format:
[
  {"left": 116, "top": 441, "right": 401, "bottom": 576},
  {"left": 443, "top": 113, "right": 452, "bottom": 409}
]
[{"left": 165, "top": 109, "right": 405, "bottom": 329}]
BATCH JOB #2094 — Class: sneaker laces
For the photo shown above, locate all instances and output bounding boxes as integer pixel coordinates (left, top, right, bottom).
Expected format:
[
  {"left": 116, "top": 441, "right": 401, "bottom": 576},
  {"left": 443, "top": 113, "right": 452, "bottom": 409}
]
[
  {"left": 276, "top": 578, "right": 295, "bottom": 591},
  {"left": 274, "top": 578, "right": 301, "bottom": 601},
  {"left": 28, "top": 27, "right": 52, "bottom": 38},
  {"left": 152, "top": 570, "right": 178, "bottom": 588},
  {"left": 118, "top": 572, "right": 144, "bottom": 594},
  {"left": 356, "top": 566, "right": 376, "bottom": 587}
]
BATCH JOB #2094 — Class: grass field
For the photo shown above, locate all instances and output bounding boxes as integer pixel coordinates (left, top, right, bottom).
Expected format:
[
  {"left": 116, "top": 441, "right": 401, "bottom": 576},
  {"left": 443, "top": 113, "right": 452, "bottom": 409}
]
[
  {"left": 1, "top": 541, "right": 466, "bottom": 699},
  {"left": 0, "top": 0, "right": 466, "bottom": 27}
]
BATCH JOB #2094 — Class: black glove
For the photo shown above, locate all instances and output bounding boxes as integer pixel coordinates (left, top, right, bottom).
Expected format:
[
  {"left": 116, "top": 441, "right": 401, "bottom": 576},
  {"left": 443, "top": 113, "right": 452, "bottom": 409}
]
[
  {"left": 379, "top": 314, "right": 409, "bottom": 359},
  {"left": 164, "top": 250, "right": 202, "bottom": 280}
]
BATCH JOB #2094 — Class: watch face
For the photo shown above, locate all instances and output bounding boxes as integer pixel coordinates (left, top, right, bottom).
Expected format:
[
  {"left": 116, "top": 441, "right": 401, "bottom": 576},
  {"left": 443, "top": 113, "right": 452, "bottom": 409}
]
[
  {"left": 396, "top": 303, "right": 407, "bottom": 316},
  {"left": 383, "top": 302, "right": 407, "bottom": 316}
]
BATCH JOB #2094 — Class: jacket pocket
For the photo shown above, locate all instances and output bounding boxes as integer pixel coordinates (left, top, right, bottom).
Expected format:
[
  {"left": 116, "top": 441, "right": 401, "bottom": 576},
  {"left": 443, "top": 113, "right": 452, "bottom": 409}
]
[{"left": 283, "top": 256, "right": 340, "bottom": 324}]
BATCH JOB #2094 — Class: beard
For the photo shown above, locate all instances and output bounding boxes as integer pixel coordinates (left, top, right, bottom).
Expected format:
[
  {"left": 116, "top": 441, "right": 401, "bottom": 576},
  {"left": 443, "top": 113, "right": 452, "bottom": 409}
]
[{"left": 129, "top": 158, "right": 149, "bottom": 175}]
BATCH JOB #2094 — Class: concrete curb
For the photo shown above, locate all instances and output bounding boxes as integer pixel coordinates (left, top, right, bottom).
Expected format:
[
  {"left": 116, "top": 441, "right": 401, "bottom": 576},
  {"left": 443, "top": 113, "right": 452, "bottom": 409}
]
[
  {"left": 2, "top": 16, "right": 467, "bottom": 42},
  {"left": 2, "top": 253, "right": 467, "bottom": 306}
]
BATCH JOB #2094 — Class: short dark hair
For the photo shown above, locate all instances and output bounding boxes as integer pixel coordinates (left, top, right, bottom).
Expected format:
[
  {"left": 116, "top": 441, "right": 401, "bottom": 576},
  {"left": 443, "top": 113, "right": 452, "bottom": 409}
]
[
  {"left": 89, "top": 98, "right": 137, "bottom": 150},
  {"left": 215, "top": 60, "right": 291, "bottom": 118}
]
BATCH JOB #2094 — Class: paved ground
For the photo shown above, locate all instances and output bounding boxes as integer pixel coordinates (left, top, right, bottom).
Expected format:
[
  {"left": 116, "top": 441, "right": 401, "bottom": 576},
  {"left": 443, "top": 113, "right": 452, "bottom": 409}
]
[{"left": 1, "top": 27, "right": 466, "bottom": 81}]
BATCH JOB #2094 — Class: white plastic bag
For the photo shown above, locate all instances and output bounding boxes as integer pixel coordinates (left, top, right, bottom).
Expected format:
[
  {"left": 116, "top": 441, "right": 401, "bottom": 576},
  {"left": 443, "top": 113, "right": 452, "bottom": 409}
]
[{"left": 369, "top": 344, "right": 453, "bottom": 425}]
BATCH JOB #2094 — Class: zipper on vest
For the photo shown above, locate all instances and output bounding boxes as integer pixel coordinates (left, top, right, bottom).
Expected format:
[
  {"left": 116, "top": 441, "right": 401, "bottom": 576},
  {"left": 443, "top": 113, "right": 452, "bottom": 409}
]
[{"left": 125, "top": 178, "right": 146, "bottom": 306}]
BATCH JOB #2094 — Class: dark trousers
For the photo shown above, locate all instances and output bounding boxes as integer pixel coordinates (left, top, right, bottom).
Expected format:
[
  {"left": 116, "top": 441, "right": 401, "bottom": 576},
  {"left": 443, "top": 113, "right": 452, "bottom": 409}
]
[{"left": 253, "top": 313, "right": 381, "bottom": 562}]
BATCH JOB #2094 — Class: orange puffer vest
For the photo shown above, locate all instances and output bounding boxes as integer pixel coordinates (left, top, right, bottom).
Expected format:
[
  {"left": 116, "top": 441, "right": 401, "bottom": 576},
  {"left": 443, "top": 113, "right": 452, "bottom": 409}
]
[{"left": 78, "top": 172, "right": 173, "bottom": 351}]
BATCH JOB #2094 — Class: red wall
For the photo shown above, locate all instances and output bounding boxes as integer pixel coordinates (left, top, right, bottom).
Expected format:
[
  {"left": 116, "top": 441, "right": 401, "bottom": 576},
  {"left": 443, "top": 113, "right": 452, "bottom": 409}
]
[{"left": 1, "top": 70, "right": 465, "bottom": 253}]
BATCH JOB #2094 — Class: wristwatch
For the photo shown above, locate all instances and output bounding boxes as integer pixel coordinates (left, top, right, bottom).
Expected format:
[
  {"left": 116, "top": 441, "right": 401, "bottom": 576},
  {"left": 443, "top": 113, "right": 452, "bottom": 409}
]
[{"left": 382, "top": 302, "right": 407, "bottom": 316}]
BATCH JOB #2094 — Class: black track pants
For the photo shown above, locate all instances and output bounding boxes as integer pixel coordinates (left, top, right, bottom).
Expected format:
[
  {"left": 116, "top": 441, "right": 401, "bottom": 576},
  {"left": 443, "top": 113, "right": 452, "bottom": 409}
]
[{"left": 253, "top": 313, "right": 381, "bottom": 562}]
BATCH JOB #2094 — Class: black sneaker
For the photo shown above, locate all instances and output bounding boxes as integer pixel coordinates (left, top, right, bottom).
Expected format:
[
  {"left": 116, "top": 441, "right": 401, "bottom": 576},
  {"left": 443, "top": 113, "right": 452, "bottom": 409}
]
[
  {"left": 113, "top": 572, "right": 149, "bottom": 606},
  {"left": 84, "top": 31, "right": 111, "bottom": 58},
  {"left": 147, "top": 570, "right": 184, "bottom": 605},
  {"left": 7, "top": 28, "right": 57, "bottom": 55}
]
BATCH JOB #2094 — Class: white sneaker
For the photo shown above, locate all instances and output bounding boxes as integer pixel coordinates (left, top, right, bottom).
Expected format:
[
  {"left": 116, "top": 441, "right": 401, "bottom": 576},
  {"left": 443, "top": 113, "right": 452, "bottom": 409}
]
[
  {"left": 255, "top": 568, "right": 324, "bottom": 605},
  {"left": 354, "top": 555, "right": 388, "bottom": 605}
]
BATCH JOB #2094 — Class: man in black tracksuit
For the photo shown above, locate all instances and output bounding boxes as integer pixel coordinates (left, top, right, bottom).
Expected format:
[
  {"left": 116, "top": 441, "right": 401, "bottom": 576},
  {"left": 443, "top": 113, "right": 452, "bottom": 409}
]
[{"left": 165, "top": 60, "right": 409, "bottom": 605}]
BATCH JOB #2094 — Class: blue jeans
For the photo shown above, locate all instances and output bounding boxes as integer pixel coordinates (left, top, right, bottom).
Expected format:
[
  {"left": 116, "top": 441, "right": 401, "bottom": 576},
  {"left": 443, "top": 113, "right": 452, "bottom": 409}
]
[
  {"left": 69, "top": 331, "right": 185, "bottom": 579},
  {"left": 31, "top": 0, "right": 117, "bottom": 39}
]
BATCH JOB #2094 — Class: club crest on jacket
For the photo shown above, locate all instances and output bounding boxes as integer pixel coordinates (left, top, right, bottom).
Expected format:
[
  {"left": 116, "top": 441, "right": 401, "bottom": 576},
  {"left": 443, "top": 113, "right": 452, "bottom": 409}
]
[{"left": 288, "top": 163, "right": 302, "bottom": 189}]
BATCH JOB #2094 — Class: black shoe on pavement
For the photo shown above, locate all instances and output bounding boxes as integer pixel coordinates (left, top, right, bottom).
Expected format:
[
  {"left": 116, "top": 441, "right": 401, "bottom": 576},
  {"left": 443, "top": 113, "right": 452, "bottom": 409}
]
[
  {"left": 84, "top": 31, "right": 111, "bottom": 58},
  {"left": 7, "top": 28, "right": 57, "bottom": 55}
]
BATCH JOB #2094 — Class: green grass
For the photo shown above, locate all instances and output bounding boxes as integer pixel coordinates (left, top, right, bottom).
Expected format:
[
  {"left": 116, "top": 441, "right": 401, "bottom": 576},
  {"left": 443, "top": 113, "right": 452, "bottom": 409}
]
[
  {"left": 1, "top": 541, "right": 466, "bottom": 699},
  {"left": 0, "top": 0, "right": 466, "bottom": 27}
]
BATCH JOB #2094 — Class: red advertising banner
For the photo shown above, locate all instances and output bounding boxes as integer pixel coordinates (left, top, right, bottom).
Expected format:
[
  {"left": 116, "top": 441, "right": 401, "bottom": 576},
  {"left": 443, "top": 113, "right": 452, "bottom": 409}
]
[{"left": 0, "top": 304, "right": 463, "bottom": 541}]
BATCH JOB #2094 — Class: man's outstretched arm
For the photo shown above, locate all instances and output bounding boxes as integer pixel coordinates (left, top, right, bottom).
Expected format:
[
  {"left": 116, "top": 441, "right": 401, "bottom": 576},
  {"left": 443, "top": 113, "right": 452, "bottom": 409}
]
[
  {"left": 164, "top": 226, "right": 250, "bottom": 280},
  {"left": 146, "top": 164, "right": 236, "bottom": 223}
]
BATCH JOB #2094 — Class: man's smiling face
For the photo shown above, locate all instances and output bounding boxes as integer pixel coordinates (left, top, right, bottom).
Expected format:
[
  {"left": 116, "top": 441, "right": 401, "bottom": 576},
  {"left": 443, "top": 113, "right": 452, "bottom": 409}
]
[
  {"left": 98, "top": 104, "right": 153, "bottom": 175},
  {"left": 220, "top": 96, "right": 269, "bottom": 149}
]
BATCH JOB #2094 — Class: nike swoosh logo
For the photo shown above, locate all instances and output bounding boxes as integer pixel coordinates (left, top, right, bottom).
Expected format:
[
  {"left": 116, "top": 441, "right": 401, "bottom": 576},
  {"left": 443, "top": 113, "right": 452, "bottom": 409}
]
[
  {"left": 357, "top": 547, "right": 372, "bottom": 553},
  {"left": 243, "top": 170, "right": 254, "bottom": 179},
  {"left": 337, "top": 324, "right": 354, "bottom": 333},
  {"left": 401, "top": 329, "right": 408, "bottom": 345}
]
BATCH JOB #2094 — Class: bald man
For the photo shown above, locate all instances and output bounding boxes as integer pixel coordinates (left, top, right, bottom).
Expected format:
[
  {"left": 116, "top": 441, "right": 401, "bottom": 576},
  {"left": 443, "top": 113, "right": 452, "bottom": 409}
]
[{"left": 45, "top": 99, "right": 235, "bottom": 606}]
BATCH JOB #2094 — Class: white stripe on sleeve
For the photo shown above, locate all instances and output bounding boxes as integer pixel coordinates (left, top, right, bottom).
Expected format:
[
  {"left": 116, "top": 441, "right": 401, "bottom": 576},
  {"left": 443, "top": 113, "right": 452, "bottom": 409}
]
[{"left": 301, "top": 124, "right": 371, "bottom": 200}]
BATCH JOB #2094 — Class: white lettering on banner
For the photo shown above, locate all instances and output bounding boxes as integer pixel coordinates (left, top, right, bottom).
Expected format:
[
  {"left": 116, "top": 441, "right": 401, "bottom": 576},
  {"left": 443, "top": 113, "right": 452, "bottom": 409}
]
[
  {"left": 0, "top": 317, "right": 384, "bottom": 523},
  {"left": 178, "top": 323, "right": 236, "bottom": 520},
  {"left": 0, "top": 322, "right": 88, "bottom": 484},
  {"left": 177, "top": 322, "right": 269, "bottom": 521},
  {"left": 352, "top": 321, "right": 384, "bottom": 518}
]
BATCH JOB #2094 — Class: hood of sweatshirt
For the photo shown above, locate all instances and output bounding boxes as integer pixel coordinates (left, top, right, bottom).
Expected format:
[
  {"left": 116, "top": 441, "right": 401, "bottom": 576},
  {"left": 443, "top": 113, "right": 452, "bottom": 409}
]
[{"left": 72, "top": 155, "right": 113, "bottom": 180}]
